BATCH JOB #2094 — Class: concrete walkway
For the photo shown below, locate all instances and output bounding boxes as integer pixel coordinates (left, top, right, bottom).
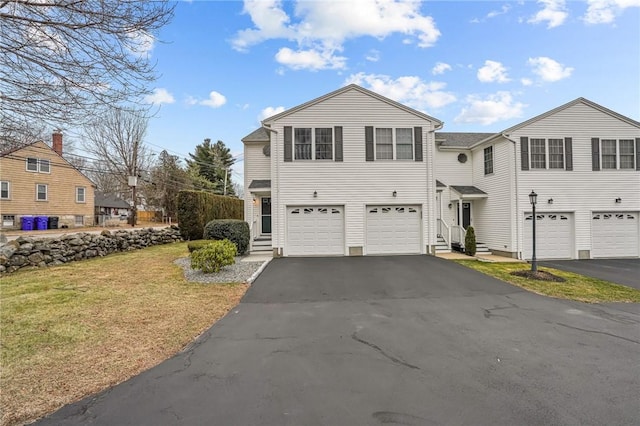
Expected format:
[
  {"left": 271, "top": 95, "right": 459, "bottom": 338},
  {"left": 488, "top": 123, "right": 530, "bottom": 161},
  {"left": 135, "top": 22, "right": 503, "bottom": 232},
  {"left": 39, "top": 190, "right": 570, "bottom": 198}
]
[{"left": 437, "top": 251, "right": 525, "bottom": 263}]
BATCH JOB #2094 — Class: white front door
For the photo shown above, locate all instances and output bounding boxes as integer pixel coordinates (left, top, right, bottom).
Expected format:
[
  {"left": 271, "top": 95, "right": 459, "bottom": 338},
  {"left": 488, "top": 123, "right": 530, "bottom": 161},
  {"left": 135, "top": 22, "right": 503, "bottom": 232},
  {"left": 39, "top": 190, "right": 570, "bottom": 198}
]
[
  {"left": 366, "top": 205, "right": 422, "bottom": 255},
  {"left": 523, "top": 212, "right": 573, "bottom": 260},
  {"left": 592, "top": 212, "right": 639, "bottom": 258},
  {"left": 286, "top": 206, "right": 344, "bottom": 256}
]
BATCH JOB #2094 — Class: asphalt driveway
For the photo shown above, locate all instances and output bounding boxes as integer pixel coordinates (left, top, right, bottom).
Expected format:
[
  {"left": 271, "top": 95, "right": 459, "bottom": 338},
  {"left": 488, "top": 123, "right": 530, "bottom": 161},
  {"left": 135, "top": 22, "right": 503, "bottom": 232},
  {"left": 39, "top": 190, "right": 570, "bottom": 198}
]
[
  {"left": 38, "top": 256, "right": 640, "bottom": 425},
  {"left": 541, "top": 258, "right": 640, "bottom": 290}
]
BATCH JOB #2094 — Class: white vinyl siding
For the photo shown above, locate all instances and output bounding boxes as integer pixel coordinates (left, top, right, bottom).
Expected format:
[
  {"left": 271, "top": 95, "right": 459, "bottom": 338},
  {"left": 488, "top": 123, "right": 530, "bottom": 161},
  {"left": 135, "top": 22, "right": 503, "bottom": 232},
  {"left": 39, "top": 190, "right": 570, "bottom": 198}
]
[
  {"left": 375, "top": 128, "right": 393, "bottom": 160},
  {"left": 243, "top": 142, "right": 271, "bottom": 232},
  {"left": 0, "top": 181, "right": 9, "bottom": 199},
  {"left": 514, "top": 101, "right": 640, "bottom": 259}
]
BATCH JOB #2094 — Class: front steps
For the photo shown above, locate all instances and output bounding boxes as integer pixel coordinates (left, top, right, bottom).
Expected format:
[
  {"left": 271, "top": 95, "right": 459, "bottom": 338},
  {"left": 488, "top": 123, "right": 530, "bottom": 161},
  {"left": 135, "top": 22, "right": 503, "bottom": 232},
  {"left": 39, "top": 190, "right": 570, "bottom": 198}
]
[
  {"left": 251, "top": 236, "right": 272, "bottom": 253},
  {"left": 435, "top": 235, "right": 451, "bottom": 254},
  {"left": 451, "top": 241, "right": 492, "bottom": 256}
]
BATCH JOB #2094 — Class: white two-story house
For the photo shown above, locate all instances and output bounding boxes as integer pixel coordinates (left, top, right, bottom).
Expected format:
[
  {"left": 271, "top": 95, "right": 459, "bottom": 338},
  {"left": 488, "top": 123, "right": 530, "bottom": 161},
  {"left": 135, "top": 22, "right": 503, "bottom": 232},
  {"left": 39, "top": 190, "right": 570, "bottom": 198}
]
[{"left": 244, "top": 87, "right": 640, "bottom": 259}]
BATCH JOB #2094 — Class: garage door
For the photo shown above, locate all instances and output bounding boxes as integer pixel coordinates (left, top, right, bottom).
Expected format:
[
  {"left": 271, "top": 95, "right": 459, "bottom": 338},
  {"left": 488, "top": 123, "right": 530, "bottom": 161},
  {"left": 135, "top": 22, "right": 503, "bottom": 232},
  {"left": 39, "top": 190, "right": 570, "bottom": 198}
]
[
  {"left": 286, "top": 206, "right": 344, "bottom": 256},
  {"left": 592, "top": 212, "right": 639, "bottom": 258},
  {"left": 366, "top": 205, "right": 421, "bottom": 255},
  {"left": 523, "top": 213, "right": 573, "bottom": 260}
]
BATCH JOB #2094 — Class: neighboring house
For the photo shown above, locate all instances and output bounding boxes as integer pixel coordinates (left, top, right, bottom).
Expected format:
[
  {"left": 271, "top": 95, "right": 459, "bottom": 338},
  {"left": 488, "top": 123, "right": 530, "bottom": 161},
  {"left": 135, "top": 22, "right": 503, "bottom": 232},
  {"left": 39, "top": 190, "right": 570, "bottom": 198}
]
[
  {"left": 243, "top": 87, "right": 640, "bottom": 260},
  {"left": 94, "top": 191, "right": 131, "bottom": 225},
  {"left": 0, "top": 132, "right": 96, "bottom": 230}
]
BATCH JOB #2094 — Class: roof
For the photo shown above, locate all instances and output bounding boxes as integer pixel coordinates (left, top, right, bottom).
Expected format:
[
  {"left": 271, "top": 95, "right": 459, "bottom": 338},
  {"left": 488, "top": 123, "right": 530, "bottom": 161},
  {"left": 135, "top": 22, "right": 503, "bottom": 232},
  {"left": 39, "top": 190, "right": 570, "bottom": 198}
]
[
  {"left": 435, "top": 132, "right": 496, "bottom": 148},
  {"left": 248, "top": 179, "right": 271, "bottom": 189},
  {"left": 450, "top": 185, "right": 487, "bottom": 195},
  {"left": 501, "top": 97, "right": 640, "bottom": 135},
  {"left": 0, "top": 141, "right": 39, "bottom": 157},
  {"left": 95, "top": 191, "right": 131, "bottom": 209},
  {"left": 436, "top": 180, "right": 446, "bottom": 188},
  {"left": 242, "top": 127, "right": 270, "bottom": 143},
  {"left": 262, "top": 84, "right": 443, "bottom": 127}
]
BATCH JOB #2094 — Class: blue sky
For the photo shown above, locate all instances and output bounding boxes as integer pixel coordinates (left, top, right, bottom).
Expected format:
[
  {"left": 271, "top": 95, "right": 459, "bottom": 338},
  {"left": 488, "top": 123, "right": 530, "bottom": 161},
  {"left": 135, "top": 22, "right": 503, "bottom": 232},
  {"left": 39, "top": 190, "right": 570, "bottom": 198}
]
[{"left": 135, "top": 0, "right": 640, "bottom": 185}]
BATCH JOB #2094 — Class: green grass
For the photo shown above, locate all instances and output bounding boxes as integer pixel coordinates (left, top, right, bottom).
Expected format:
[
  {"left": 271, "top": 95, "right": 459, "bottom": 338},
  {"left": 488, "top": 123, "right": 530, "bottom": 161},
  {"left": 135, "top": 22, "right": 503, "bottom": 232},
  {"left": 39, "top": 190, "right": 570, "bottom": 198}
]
[
  {"left": 1, "top": 242, "right": 248, "bottom": 426},
  {"left": 455, "top": 260, "right": 640, "bottom": 303}
]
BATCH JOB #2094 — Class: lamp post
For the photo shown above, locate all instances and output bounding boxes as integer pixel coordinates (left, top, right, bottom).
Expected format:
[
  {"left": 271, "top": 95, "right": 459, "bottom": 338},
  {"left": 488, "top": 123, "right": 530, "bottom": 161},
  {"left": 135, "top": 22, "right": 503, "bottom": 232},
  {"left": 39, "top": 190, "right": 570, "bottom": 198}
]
[{"left": 529, "top": 190, "right": 538, "bottom": 272}]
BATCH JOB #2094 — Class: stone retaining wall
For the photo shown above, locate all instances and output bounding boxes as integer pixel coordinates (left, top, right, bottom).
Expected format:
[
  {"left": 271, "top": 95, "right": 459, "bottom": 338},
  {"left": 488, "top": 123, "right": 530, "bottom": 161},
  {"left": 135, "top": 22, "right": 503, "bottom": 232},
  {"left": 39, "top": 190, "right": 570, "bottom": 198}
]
[{"left": 0, "top": 226, "right": 183, "bottom": 274}]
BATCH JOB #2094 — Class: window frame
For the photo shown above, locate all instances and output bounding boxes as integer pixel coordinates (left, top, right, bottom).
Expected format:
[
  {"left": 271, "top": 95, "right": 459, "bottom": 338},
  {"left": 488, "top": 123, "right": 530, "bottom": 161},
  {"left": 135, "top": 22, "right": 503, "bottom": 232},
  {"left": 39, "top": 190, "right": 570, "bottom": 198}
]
[
  {"left": 39, "top": 159, "right": 51, "bottom": 173},
  {"left": 529, "top": 138, "right": 546, "bottom": 169},
  {"left": 375, "top": 128, "right": 394, "bottom": 160},
  {"left": 314, "top": 128, "right": 333, "bottom": 160},
  {"left": 76, "top": 186, "right": 86, "bottom": 203},
  {"left": 601, "top": 139, "right": 636, "bottom": 170},
  {"left": 2, "top": 215, "right": 15, "bottom": 227},
  {"left": 26, "top": 157, "right": 38, "bottom": 172},
  {"left": 75, "top": 215, "right": 84, "bottom": 226},
  {"left": 294, "top": 128, "right": 312, "bottom": 160},
  {"left": 484, "top": 146, "right": 494, "bottom": 175},
  {"left": 548, "top": 138, "right": 564, "bottom": 169},
  {"left": 0, "top": 181, "right": 9, "bottom": 200},
  {"left": 36, "top": 184, "right": 48, "bottom": 201},
  {"left": 373, "top": 127, "right": 414, "bottom": 161},
  {"left": 527, "top": 138, "right": 566, "bottom": 170},
  {"left": 395, "top": 128, "right": 414, "bottom": 160}
]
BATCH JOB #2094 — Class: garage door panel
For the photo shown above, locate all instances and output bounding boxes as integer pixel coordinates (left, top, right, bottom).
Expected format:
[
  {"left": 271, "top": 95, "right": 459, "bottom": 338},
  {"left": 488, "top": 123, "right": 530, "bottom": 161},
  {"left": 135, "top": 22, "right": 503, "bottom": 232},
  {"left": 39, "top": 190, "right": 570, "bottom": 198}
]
[
  {"left": 287, "top": 206, "right": 344, "bottom": 256},
  {"left": 366, "top": 205, "right": 421, "bottom": 255},
  {"left": 592, "top": 212, "right": 639, "bottom": 258},
  {"left": 524, "top": 213, "right": 573, "bottom": 260}
]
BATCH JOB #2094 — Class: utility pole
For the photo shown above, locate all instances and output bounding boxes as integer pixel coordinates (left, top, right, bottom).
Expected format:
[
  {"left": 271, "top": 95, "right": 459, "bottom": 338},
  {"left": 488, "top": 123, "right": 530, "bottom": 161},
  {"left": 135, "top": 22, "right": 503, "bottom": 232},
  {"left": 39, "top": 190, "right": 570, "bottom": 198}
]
[
  {"left": 129, "top": 143, "right": 139, "bottom": 227},
  {"left": 223, "top": 167, "right": 228, "bottom": 196}
]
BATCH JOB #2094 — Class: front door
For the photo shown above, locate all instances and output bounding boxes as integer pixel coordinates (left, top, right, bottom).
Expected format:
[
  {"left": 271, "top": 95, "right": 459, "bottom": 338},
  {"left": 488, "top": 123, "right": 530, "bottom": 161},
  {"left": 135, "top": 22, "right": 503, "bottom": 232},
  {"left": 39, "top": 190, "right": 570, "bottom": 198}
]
[
  {"left": 457, "top": 202, "right": 471, "bottom": 229},
  {"left": 261, "top": 197, "right": 272, "bottom": 234}
]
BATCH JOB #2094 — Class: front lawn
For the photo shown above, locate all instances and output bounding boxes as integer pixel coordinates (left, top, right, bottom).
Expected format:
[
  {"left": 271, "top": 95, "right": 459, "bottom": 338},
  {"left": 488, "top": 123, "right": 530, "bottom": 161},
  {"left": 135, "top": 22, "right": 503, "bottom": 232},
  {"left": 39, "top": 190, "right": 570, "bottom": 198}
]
[
  {"left": 0, "top": 242, "right": 247, "bottom": 426},
  {"left": 455, "top": 260, "right": 640, "bottom": 303}
]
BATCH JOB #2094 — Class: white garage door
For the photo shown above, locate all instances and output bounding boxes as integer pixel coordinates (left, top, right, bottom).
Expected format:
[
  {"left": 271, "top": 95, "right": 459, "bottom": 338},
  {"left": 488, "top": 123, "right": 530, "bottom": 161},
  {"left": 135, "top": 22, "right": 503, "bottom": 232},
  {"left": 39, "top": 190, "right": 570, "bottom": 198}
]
[
  {"left": 523, "top": 213, "right": 573, "bottom": 260},
  {"left": 592, "top": 212, "right": 639, "bottom": 258},
  {"left": 366, "top": 205, "right": 421, "bottom": 255},
  {"left": 286, "top": 206, "right": 344, "bottom": 256}
]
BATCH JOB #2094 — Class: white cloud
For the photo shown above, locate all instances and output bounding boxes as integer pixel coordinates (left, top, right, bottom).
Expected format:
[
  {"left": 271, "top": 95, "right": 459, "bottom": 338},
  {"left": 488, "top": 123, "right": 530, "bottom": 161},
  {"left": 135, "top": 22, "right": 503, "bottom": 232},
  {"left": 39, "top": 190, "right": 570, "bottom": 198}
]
[
  {"left": 527, "top": 56, "right": 574, "bottom": 81},
  {"left": 275, "top": 47, "right": 347, "bottom": 71},
  {"left": 584, "top": 0, "right": 640, "bottom": 24},
  {"left": 528, "top": 0, "right": 568, "bottom": 28},
  {"left": 455, "top": 92, "right": 526, "bottom": 125},
  {"left": 366, "top": 49, "right": 381, "bottom": 62},
  {"left": 477, "top": 60, "right": 510, "bottom": 83},
  {"left": 232, "top": 0, "right": 441, "bottom": 70},
  {"left": 432, "top": 62, "right": 452, "bottom": 75},
  {"left": 186, "top": 91, "right": 227, "bottom": 108},
  {"left": 521, "top": 78, "right": 533, "bottom": 86},
  {"left": 144, "top": 88, "right": 175, "bottom": 105},
  {"left": 126, "top": 30, "right": 155, "bottom": 56},
  {"left": 345, "top": 73, "right": 456, "bottom": 110},
  {"left": 487, "top": 4, "right": 512, "bottom": 18},
  {"left": 259, "top": 106, "right": 286, "bottom": 122}
]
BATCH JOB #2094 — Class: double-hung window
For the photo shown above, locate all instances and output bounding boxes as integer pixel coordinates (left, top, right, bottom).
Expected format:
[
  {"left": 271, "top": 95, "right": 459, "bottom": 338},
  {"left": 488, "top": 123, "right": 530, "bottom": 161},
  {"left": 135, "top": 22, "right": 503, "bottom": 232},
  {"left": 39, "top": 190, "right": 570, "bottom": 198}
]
[
  {"left": 484, "top": 146, "right": 494, "bottom": 175},
  {"left": 26, "top": 157, "right": 51, "bottom": 173},
  {"left": 26, "top": 157, "right": 38, "bottom": 172},
  {"left": 373, "top": 128, "right": 413, "bottom": 160},
  {"left": 601, "top": 139, "right": 635, "bottom": 169},
  {"left": 294, "top": 128, "right": 312, "bottom": 160},
  {"left": 315, "top": 128, "right": 333, "bottom": 160},
  {"left": 548, "top": 139, "right": 564, "bottom": 169},
  {"left": 620, "top": 139, "right": 635, "bottom": 169},
  {"left": 530, "top": 139, "right": 546, "bottom": 169},
  {"left": 375, "top": 128, "right": 393, "bottom": 160},
  {"left": 601, "top": 139, "right": 617, "bottom": 169},
  {"left": 76, "top": 187, "right": 86, "bottom": 203},
  {"left": 395, "top": 128, "right": 414, "bottom": 160},
  {"left": 526, "top": 138, "right": 566, "bottom": 169},
  {"left": 36, "top": 184, "right": 48, "bottom": 201},
  {"left": 0, "top": 181, "right": 9, "bottom": 199}
]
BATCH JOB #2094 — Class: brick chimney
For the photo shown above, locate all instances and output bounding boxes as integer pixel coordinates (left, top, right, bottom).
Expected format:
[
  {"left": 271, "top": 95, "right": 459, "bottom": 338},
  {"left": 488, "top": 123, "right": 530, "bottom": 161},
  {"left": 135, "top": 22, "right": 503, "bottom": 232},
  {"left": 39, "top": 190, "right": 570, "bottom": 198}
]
[{"left": 52, "top": 131, "right": 63, "bottom": 156}]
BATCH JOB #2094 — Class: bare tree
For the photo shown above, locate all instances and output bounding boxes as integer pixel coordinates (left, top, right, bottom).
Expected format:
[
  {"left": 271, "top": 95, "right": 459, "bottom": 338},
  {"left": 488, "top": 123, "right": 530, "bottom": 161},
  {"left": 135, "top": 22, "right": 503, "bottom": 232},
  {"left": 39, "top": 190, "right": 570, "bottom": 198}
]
[
  {"left": 0, "top": 0, "right": 174, "bottom": 136},
  {"left": 81, "top": 108, "right": 154, "bottom": 222}
]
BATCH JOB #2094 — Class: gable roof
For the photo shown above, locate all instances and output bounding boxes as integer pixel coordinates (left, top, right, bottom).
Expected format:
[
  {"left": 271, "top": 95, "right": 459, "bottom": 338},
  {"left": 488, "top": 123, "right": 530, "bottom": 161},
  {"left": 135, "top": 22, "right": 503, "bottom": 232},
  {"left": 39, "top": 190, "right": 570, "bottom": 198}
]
[
  {"left": 95, "top": 191, "right": 131, "bottom": 209},
  {"left": 435, "top": 132, "right": 496, "bottom": 148},
  {"left": 242, "top": 127, "right": 270, "bottom": 143},
  {"left": 0, "top": 140, "right": 39, "bottom": 157},
  {"left": 262, "top": 84, "right": 443, "bottom": 127},
  {"left": 502, "top": 97, "right": 640, "bottom": 134}
]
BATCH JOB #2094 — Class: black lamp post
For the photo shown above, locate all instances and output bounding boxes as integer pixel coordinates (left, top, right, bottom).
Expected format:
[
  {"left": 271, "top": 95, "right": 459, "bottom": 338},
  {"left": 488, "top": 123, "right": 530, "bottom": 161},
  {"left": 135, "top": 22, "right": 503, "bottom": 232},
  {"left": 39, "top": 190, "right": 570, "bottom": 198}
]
[{"left": 529, "top": 190, "right": 538, "bottom": 272}]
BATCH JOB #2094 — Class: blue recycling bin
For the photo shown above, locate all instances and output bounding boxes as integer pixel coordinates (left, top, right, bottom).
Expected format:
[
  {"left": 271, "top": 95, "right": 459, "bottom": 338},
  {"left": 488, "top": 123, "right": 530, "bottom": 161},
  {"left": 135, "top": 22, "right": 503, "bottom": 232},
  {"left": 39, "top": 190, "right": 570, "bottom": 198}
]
[
  {"left": 35, "top": 216, "right": 48, "bottom": 230},
  {"left": 21, "top": 216, "right": 35, "bottom": 231}
]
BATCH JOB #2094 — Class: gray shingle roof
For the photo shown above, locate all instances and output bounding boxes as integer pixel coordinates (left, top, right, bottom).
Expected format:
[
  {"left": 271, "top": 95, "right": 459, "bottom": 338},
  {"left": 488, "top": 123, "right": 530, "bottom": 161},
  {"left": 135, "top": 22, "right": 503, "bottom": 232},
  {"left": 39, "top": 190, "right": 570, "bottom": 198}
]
[
  {"left": 242, "top": 127, "right": 270, "bottom": 142},
  {"left": 248, "top": 179, "right": 271, "bottom": 189},
  {"left": 435, "top": 132, "right": 496, "bottom": 148},
  {"left": 94, "top": 191, "right": 131, "bottom": 209},
  {"left": 450, "top": 185, "right": 487, "bottom": 195},
  {"left": 436, "top": 180, "right": 446, "bottom": 188}
]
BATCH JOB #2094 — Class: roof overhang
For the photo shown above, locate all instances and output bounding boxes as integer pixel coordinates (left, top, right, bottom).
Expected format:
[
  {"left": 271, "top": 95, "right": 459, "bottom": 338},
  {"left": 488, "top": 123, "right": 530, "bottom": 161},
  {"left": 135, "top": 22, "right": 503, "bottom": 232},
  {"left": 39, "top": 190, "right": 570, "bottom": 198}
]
[
  {"left": 450, "top": 185, "right": 488, "bottom": 199},
  {"left": 248, "top": 179, "right": 271, "bottom": 193}
]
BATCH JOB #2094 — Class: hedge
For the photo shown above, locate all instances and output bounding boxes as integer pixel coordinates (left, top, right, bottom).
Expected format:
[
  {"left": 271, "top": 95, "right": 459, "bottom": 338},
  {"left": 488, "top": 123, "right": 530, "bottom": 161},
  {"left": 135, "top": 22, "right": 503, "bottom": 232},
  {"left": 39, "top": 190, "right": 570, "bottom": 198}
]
[
  {"left": 204, "top": 219, "right": 250, "bottom": 256},
  {"left": 177, "top": 191, "right": 244, "bottom": 240}
]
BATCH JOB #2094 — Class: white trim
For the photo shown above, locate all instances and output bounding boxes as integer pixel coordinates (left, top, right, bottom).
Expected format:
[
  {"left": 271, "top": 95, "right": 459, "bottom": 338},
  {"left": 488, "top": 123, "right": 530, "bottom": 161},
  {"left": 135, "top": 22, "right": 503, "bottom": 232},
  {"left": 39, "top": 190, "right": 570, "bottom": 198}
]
[
  {"left": 76, "top": 186, "right": 86, "bottom": 203},
  {"left": 0, "top": 180, "right": 10, "bottom": 200},
  {"left": 35, "top": 183, "right": 48, "bottom": 201}
]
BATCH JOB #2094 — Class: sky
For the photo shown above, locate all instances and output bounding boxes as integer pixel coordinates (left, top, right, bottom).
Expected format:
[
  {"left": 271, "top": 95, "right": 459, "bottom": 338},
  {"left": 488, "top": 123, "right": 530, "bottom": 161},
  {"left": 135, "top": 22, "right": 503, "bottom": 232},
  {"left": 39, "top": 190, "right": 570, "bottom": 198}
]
[{"left": 127, "top": 0, "right": 640, "bottom": 186}]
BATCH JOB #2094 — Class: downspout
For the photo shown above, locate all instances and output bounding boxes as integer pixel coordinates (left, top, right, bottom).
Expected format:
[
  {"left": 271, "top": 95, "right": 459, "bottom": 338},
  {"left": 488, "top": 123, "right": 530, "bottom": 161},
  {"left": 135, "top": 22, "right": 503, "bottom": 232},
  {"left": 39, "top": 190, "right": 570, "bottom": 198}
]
[
  {"left": 502, "top": 132, "right": 520, "bottom": 259},
  {"left": 261, "top": 124, "right": 279, "bottom": 255},
  {"left": 428, "top": 122, "right": 444, "bottom": 254}
]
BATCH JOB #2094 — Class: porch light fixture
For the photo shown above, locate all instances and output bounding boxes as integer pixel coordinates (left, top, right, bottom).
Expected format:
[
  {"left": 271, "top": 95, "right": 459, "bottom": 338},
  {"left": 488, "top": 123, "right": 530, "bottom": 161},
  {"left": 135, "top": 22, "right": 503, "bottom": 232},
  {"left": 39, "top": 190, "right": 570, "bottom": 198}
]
[
  {"left": 448, "top": 203, "right": 452, "bottom": 209},
  {"left": 615, "top": 197, "right": 622, "bottom": 203},
  {"left": 393, "top": 191, "right": 397, "bottom": 197},
  {"left": 529, "top": 190, "right": 538, "bottom": 273},
  {"left": 313, "top": 191, "right": 318, "bottom": 198},
  {"left": 547, "top": 198, "right": 553, "bottom": 204}
]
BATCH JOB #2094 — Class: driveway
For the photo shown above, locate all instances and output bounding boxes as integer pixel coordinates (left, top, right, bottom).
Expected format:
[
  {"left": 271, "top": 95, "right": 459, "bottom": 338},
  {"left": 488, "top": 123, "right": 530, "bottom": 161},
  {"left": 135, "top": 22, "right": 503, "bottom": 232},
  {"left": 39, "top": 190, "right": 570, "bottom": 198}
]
[
  {"left": 541, "top": 258, "right": 640, "bottom": 290},
  {"left": 37, "top": 256, "right": 640, "bottom": 425}
]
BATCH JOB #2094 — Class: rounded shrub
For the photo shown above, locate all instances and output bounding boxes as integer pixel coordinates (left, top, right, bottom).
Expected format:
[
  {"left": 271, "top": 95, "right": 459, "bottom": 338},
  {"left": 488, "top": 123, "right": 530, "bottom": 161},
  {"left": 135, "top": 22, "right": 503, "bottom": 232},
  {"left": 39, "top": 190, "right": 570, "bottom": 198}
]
[
  {"left": 190, "top": 239, "right": 237, "bottom": 273},
  {"left": 187, "top": 240, "right": 214, "bottom": 253},
  {"left": 465, "top": 226, "right": 477, "bottom": 256},
  {"left": 203, "top": 219, "right": 250, "bottom": 255}
]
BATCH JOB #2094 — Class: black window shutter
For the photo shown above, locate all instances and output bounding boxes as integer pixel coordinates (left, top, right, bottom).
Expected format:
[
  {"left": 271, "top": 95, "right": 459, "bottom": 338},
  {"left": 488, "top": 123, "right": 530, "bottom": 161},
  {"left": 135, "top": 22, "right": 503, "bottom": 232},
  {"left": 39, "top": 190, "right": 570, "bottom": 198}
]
[
  {"left": 636, "top": 138, "right": 640, "bottom": 170},
  {"left": 591, "top": 138, "right": 600, "bottom": 171},
  {"left": 365, "top": 126, "right": 374, "bottom": 161},
  {"left": 520, "top": 137, "right": 529, "bottom": 170},
  {"left": 284, "top": 126, "right": 292, "bottom": 162},
  {"left": 564, "top": 137, "right": 573, "bottom": 171},
  {"left": 414, "top": 127, "right": 423, "bottom": 162},
  {"left": 334, "top": 126, "right": 343, "bottom": 162}
]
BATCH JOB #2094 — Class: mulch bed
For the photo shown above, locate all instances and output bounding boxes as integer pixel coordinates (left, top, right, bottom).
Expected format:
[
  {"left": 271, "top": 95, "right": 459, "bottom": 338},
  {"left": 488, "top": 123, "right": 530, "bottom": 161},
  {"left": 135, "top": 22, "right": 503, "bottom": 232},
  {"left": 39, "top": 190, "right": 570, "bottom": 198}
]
[{"left": 510, "top": 269, "right": 566, "bottom": 282}]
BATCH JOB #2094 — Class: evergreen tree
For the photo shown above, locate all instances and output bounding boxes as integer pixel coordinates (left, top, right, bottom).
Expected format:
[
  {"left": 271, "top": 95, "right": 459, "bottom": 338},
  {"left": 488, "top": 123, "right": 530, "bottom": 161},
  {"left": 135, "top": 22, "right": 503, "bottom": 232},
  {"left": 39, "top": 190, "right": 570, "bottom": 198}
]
[{"left": 187, "top": 138, "right": 235, "bottom": 196}]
